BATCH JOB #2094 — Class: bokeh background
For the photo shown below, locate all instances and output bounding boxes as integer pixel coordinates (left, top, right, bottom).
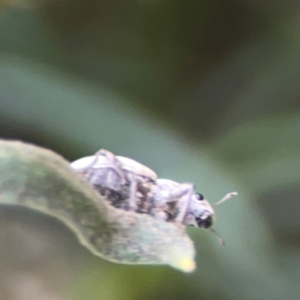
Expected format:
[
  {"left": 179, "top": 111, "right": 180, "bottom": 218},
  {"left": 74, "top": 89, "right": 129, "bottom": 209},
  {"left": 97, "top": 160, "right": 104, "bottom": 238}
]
[{"left": 0, "top": 0, "right": 300, "bottom": 299}]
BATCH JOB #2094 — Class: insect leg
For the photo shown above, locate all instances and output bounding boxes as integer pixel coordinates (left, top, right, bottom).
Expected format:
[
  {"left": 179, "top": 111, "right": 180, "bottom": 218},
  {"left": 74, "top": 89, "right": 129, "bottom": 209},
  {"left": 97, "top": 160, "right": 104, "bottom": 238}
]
[
  {"left": 96, "top": 149, "right": 126, "bottom": 181},
  {"left": 170, "top": 184, "right": 194, "bottom": 223},
  {"left": 127, "top": 173, "right": 138, "bottom": 211},
  {"left": 79, "top": 152, "right": 102, "bottom": 175},
  {"left": 82, "top": 149, "right": 126, "bottom": 185}
]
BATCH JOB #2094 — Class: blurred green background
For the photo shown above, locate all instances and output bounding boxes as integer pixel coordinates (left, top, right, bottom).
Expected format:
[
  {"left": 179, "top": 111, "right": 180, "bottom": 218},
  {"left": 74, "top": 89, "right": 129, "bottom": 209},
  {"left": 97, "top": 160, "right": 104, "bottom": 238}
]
[{"left": 0, "top": 0, "right": 300, "bottom": 299}]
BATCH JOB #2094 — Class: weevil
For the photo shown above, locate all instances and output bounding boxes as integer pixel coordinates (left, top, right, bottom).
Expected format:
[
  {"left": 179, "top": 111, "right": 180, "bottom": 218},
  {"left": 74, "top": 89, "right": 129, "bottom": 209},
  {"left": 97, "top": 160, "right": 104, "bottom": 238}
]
[{"left": 70, "top": 149, "right": 237, "bottom": 243}]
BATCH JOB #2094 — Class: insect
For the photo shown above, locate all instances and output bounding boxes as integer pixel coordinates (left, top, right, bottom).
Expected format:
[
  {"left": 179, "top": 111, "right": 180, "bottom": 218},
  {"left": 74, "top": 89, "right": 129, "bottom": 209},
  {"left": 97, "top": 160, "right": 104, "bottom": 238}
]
[{"left": 70, "top": 149, "right": 237, "bottom": 244}]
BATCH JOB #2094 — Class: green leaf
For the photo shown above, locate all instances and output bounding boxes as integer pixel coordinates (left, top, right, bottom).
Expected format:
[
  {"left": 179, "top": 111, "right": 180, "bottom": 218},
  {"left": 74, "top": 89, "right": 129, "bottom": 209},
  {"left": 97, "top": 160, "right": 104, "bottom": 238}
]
[{"left": 0, "top": 139, "right": 195, "bottom": 272}]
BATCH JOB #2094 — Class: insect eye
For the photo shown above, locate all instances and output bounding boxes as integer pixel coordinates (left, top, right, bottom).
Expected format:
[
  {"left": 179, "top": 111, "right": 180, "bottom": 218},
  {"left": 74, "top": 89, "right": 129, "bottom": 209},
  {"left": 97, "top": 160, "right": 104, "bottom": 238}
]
[
  {"left": 195, "top": 193, "right": 204, "bottom": 201},
  {"left": 196, "top": 216, "right": 213, "bottom": 228}
]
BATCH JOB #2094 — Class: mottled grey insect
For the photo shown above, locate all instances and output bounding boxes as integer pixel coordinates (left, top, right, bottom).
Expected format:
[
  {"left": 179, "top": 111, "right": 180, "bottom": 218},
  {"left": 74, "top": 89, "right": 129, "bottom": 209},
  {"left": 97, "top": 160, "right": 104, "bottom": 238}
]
[{"left": 70, "top": 149, "right": 237, "bottom": 243}]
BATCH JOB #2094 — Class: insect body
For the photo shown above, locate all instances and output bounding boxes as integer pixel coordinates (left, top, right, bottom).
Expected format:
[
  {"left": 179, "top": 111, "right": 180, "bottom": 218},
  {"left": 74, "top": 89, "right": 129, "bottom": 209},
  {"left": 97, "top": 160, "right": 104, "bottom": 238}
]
[
  {"left": 70, "top": 149, "right": 237, "bottom": 240},
  {"left": 70, "top": 149, "right": 157, "bottom": 213}
]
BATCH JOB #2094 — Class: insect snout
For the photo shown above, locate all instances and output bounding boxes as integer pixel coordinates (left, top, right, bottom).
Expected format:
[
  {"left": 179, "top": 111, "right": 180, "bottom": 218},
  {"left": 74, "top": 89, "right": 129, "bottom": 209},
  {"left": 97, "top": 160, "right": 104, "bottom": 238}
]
[{"left": 196, "top": 215, "right": 213, "bottom": 229}]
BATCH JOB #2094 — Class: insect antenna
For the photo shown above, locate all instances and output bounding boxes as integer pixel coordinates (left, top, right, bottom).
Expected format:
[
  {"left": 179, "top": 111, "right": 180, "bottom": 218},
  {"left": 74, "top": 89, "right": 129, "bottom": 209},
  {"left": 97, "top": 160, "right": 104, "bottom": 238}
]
[
  {"left": 214, "top": 192, "right": 238, "bottom": 206},
  {"left": 210, "top": 228, "right": 225, "bottom": 246}
]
